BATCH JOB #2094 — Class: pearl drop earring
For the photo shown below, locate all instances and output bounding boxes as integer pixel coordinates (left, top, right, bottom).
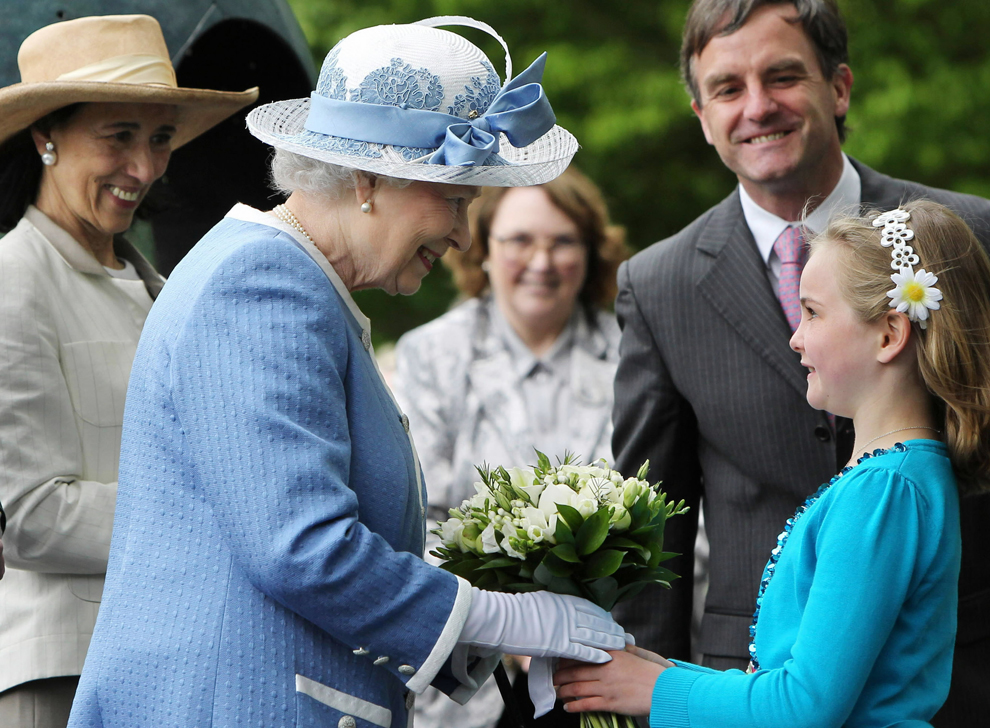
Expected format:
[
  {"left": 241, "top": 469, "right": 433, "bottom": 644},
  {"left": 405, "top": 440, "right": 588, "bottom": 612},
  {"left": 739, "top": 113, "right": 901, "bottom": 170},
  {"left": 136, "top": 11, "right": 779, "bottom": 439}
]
[
  {"left": 41, "top": 142, "right": 57, "bottom": 166},
  {"left": 360, "top": 200, "right": 373, "bottom": 214}
]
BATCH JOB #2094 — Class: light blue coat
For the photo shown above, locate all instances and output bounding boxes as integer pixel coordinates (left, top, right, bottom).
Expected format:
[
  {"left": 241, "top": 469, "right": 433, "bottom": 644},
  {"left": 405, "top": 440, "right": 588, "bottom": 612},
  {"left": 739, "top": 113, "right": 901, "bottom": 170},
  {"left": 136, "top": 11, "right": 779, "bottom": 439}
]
[{"left": 69, "top": 207, "right": 472, "bottom": 728}]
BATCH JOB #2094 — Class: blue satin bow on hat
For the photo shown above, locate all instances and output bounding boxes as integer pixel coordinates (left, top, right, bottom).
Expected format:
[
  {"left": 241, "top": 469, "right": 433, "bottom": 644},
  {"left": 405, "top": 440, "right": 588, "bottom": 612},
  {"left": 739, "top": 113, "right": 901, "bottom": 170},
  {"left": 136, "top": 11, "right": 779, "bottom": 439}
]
[{"left": 304, "top": 54, "right": 556, "bottom": 167}]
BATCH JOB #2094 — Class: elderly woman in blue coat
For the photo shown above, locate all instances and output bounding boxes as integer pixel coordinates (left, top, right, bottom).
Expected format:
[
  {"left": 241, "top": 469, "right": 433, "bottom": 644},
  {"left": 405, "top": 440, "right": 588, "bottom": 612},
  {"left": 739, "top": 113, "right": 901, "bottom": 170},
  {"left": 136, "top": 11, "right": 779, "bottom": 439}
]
[{"left": 68, "top": 17, "right": 625, "bottom": 728}]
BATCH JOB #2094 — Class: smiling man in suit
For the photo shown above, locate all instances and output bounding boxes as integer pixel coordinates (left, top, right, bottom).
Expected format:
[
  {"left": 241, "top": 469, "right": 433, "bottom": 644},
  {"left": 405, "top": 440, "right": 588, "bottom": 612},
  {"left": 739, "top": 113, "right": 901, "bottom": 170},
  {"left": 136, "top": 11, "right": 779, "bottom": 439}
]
[{"left": 611, "top": 1, "right": 990, "bottom": 723}]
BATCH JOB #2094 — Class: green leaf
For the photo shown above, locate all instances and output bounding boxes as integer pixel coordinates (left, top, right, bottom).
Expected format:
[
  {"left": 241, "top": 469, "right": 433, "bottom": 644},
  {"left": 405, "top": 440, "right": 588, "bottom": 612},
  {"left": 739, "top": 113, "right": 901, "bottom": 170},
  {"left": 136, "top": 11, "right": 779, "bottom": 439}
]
[
  {"left": 546, "top": 576, "right": 583, "bottom": 598},
  {"left": 556, "top": 503, "right": 584, "bottom": 533},
  {"left": 648, "top": 543, "right": 664, "bottom": 569},
  {"left": 495, "top": 569, "right": 516, "bottom": 586},
  {"left": 575, "top": 507, "right": 611, "bottom": 556},
  {"left": 583, "top": 549, "right": 625, "bottom": 579},
  {"left": 551, "top": 543, "right": 582, "bottom": 563},
  {"left": 586, "top": 576, "right": 619, "bottom": 611},
  {"left": 650, "top": 566, "right": 679, "bottom": 583},
  {"left": 533, "top": 561, "right": 554, "bottom": 586},
  {"left": 614, "top": 582, "right": 647, "bottom": 603},
  {"left": 474, "top": 570, "right": 498, "bottom": 589},
  {"left": 554, "top": 517, "right": 575, "bottom": 544},
  {"left": 603, "top": 537, "right": 646, "bottom": 551},
  {"left": 477, "top": 557, "right": 522, "bottom": 570},
  {"left": 541, "top": 551, "right": 576, "bottom": 578},
  {"left": 446, "top": 559, "right": 484, "bottom": 579}
]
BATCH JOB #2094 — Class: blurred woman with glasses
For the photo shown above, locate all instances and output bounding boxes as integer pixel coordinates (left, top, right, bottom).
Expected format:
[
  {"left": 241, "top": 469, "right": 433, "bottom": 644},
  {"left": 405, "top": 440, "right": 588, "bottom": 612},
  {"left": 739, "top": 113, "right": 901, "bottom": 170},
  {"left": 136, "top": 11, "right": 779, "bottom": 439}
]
[{"left": 394, "top": 166, "right": 630, "bottom": 728}]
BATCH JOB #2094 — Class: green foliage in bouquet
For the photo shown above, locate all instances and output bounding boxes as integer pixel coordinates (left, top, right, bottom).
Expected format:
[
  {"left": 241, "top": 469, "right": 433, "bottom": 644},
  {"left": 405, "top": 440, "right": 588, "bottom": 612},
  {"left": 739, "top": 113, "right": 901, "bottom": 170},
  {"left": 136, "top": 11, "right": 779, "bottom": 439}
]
[{"left": 431, "top": 452, "right": 688, "bottom": 612}]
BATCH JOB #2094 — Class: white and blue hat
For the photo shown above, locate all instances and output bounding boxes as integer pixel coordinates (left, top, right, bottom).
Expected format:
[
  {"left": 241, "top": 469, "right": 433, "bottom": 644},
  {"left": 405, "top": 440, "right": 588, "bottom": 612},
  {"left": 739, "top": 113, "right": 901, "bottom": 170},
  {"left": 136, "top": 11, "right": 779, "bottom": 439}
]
[{"left": 246, "top": 16, "right": 578, "bottom": 186}]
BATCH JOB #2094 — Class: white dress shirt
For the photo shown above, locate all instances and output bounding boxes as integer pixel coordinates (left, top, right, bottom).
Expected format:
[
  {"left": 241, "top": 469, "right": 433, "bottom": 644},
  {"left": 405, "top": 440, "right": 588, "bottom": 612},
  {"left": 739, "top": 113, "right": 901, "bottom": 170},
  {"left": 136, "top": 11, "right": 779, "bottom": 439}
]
[{"left": 739, "top": 153, "right": 862, "bottom": 295}]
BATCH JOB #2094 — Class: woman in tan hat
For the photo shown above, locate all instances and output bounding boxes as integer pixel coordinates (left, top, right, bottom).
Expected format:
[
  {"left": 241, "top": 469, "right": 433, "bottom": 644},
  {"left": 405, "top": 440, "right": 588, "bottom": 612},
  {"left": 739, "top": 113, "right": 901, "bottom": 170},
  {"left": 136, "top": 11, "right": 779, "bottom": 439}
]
[{"left": 0, "top": 15, "right": 256, "bottom": 727}]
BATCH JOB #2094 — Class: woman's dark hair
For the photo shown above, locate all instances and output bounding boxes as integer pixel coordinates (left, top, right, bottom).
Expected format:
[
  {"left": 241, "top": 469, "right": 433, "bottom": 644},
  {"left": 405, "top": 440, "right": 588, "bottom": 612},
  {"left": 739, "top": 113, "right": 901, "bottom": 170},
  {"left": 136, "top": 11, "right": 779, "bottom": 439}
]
[
  {"left": 445, "top": 166, "right": 630, "bottom": 312},
  {"left": 0, "top": 104, "right": 83, "bottom": 233}
]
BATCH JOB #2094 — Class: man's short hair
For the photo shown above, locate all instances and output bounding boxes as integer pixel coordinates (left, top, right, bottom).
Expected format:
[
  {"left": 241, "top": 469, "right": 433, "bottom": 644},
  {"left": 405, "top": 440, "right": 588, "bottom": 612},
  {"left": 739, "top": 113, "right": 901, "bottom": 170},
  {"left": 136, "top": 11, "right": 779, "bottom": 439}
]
[{"left": 681, "top": 0, "right": 849, "bottom": 138}]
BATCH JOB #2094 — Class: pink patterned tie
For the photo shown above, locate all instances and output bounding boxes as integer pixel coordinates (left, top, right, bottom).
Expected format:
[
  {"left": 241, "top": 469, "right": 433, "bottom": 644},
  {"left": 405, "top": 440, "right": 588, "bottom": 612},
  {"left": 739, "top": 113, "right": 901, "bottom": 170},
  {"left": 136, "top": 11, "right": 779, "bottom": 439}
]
[{"left": 774, "top": 225, "right": 807, "bottom": 332}]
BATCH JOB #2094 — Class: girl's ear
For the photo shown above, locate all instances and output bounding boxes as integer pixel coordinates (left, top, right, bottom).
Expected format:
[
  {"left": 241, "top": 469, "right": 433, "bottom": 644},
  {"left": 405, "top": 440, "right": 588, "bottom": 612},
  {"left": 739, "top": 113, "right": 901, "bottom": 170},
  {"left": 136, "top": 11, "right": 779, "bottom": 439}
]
[{"left": 877, "top": 310, "right": 913, "bottom": 364}]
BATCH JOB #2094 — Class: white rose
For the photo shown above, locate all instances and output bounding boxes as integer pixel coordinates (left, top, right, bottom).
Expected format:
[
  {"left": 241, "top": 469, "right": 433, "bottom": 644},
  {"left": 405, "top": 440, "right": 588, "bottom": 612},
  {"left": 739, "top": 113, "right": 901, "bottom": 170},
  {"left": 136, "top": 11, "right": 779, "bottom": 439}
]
[
  {"left": 458, "top": 522, "right": 483, "bottom": 553},
  {"left": 500, "top": 523, "right": 527, "bottom": 560},
  {"left": 480, "top": 523, "right": 501, "bottom": 555},
  {"left": 622, "top": 478, "right": 645, "bottom": 508},
  {"left": 538, "top": 483, "right": 579, "bottom": 519},
  {"left": 439, "top": 519, "right": 465, "bottom": 549},
  {"left": 575, "top": 496, "right": 599, "bottom": 519},
  {"left": 508, "top": 466, "right": 545, "bottom": 505},
  {"left": 522, "top": 506, "right": 556, "bottom": 544},
  {"left": 610, "top": 505, "right": 632, "bottom": 532}
]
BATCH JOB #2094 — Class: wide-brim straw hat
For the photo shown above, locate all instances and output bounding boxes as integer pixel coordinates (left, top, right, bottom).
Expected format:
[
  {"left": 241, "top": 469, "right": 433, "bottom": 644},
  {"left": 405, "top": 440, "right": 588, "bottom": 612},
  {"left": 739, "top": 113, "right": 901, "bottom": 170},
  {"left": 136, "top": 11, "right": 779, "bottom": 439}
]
[
  {"left": 247, "top": 16, "right": 578, "bottom": 187},
  {"left": 0, "top": 14, "right": 259, "bottom": 149}
]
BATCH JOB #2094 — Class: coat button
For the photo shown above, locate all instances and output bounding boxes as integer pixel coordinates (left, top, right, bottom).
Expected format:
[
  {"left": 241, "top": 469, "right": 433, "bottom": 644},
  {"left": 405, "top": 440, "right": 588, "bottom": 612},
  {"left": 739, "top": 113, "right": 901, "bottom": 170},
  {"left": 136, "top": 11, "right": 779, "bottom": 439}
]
[
  {"left": 339, "top": 717, "right": 357, "bottom": 728},
  {"left": 400, "top": 414, "right": 410, "bottom": 433},
  {"left": 361, "top": 330, "right": 371, "bottom": 351},
  {"left": 398, "top": 664, "right": 416, "bottom": 675},
  {"left": 353, "top": 647, "right": 369, "bottom": 656},
  {"left": 373, "top": 655, "right": 389, "bottom": 665},
  {"left": 814, "top": 425, "right": 831, "bottom": 442}
]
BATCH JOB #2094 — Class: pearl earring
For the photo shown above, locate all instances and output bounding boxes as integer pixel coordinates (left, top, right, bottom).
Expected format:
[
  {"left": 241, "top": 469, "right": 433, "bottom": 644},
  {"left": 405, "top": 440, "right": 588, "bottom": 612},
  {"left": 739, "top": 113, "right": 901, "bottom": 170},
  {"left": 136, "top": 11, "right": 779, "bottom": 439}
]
[
  {"left": 41, "top": 142, "right": 57, "bottom": 166},
  {"left": 481, "top": 260, "right": 491, "bottom": 273},
  {"left": 360, "top": 200, "right": 372, "bottom": 214}
]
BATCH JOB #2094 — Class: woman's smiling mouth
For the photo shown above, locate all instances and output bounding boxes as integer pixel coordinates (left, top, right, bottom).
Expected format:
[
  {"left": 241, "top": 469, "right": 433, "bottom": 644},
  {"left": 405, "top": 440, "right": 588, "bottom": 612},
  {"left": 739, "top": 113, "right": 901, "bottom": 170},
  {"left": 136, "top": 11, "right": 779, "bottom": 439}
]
[{"left": 107, "top": 185, "right": 140, "bottom": 202}]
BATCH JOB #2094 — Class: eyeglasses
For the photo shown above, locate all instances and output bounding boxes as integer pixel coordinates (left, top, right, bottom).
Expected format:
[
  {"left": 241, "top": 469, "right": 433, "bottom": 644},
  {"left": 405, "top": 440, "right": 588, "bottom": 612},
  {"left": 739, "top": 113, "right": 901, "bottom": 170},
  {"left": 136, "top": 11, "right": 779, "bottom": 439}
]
[{"left": 490, "top": 233, "right": 586, "bottom": 263}]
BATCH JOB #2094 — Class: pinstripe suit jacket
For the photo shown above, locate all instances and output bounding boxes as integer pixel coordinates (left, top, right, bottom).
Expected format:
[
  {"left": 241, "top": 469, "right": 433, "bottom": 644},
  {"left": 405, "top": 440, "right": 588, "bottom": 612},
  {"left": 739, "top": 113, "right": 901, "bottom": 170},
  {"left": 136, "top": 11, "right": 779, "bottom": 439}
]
[{"left": 611, "top": 159, "right": 990, "bottom": 719}]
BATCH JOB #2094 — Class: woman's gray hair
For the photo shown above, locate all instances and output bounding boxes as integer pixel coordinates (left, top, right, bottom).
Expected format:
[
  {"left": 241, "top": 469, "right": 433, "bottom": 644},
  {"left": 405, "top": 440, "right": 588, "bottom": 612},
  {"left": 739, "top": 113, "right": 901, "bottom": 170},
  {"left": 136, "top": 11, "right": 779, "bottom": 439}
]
[{"left": 270, "top": 148, "right": 410, "bottom": 198}]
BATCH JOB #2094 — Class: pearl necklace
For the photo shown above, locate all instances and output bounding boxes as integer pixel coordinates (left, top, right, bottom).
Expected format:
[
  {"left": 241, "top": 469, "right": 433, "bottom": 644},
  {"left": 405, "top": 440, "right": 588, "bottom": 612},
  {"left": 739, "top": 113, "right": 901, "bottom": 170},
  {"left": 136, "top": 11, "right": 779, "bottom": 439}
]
[
  {"left": 856, "top": 426, "right": 940, "bottom": 455},
  {"left": 272, "top": 204, "right": 313, "bottom": 244}
]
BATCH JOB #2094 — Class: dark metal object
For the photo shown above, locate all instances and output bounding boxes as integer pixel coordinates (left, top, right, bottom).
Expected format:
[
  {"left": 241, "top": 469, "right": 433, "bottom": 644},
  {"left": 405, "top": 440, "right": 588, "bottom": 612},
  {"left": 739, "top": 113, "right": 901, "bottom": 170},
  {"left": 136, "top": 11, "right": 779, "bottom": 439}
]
[
  {"left": 0, "top": 0, "right": 317, "bottom": 273},
  {"left": 494, "top": 661, "right": 531, "bottom": 728}
]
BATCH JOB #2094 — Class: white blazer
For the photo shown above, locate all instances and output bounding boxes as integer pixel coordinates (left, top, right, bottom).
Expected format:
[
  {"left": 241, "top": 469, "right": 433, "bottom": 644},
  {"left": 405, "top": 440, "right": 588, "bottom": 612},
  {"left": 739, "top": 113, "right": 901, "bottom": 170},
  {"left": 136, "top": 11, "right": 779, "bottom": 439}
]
[{"left": 0, "top": 206, "right": 162, "bottom": 693}]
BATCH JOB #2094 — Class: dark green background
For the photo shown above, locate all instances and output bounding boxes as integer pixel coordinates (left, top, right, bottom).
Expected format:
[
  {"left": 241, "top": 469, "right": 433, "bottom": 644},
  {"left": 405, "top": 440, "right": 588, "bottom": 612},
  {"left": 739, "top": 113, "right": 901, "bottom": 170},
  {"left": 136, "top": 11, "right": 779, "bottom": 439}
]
[{"left": 286, "top": 0, "right": 990, "bottom": 345}]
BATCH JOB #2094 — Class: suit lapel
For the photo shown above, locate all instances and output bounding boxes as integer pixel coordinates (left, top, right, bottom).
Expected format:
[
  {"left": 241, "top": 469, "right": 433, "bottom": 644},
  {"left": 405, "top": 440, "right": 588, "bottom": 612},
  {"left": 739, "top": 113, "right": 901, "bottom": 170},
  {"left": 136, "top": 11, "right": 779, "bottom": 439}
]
[
  {"left": 696, "top": 193, "right": 809, "bottom": 397},
  {"left": 854, "top": 159, "right": 910, "bottom": 211}
]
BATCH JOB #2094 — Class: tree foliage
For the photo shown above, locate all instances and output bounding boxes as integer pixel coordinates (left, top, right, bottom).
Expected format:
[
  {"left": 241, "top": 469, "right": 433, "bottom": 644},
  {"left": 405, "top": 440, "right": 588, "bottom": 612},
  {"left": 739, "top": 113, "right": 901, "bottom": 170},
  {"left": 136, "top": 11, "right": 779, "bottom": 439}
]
[{"left": 286, "top": 0, "right": 990, "bottom": 343}]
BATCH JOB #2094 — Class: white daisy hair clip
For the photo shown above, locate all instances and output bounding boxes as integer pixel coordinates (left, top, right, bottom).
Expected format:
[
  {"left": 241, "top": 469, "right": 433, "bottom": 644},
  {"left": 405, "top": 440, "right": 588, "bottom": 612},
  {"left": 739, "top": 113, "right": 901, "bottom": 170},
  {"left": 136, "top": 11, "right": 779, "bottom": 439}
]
[{"left": 874, "top": 208, "right": 942, "bottom": 329}]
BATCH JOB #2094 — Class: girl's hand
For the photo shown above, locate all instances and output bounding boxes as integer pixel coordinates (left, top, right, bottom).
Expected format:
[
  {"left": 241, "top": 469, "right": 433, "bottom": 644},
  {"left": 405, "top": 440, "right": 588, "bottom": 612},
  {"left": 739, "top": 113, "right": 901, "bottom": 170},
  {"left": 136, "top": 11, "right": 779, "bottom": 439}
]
[{"left": 554, "top": 648, "right": 669, "bottom": 717}]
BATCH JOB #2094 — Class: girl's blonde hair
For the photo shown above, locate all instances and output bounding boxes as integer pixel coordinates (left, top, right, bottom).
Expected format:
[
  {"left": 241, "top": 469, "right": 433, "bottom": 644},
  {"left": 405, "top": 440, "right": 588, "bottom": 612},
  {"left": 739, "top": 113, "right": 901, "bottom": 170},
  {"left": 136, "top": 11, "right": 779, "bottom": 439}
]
[{"left": 812, "top": 199, "right": 990, "bottom": 495}]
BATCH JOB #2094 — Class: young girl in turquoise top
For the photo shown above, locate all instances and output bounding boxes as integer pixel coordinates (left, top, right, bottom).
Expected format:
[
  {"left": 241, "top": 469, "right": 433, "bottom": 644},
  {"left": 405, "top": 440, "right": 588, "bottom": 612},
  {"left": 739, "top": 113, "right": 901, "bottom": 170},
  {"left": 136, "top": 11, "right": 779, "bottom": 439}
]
[{"left": 555, "top": 200, "right": 990, "bottom": 727}]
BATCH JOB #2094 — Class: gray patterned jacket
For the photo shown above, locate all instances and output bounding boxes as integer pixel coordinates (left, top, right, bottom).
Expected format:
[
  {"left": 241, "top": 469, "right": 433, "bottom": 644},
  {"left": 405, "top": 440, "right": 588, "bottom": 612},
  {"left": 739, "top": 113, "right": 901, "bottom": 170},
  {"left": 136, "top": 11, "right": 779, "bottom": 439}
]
[{"left": 393, "top": 295, "right": 620, "bottom": 520}]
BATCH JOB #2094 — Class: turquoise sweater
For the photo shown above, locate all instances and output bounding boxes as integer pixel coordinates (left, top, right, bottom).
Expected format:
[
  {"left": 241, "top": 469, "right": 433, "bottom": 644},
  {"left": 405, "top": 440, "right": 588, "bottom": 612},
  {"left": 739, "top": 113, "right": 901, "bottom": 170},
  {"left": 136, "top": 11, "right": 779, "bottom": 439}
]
[{"left": 650, "top": 440, "right": 960, "bottom": 727}]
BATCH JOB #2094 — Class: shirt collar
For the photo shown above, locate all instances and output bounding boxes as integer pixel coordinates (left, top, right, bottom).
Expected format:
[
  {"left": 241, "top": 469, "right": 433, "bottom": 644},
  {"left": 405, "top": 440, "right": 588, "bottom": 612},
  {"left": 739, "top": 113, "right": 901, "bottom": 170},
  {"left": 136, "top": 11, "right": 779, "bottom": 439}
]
[
  {"left": 24, "top": 205, "right": 164, "bottom": 297},
  {"left": 489, "top": 299, "right": 577, "bottom": 379},
  {"left": 739, "top": 153, "right": 862, "bottom": 265},
  {"left": 225, "top": 204, "right": 372, "bottom": 337}
]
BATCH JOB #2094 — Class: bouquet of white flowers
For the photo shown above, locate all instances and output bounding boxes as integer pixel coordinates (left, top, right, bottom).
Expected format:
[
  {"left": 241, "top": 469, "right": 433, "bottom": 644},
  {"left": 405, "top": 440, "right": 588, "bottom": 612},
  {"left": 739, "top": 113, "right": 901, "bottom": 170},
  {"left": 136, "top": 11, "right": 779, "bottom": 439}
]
[{"left": 432, "top": 452, "right": 688, "bottom": 728}]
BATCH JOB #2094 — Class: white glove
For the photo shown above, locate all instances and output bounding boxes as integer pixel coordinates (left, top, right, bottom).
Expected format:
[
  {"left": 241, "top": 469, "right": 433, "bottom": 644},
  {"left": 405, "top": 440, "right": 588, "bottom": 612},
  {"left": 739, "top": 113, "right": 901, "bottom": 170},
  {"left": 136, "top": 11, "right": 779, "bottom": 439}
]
[{"left": 458, "top": 588, "right": 625, "bottom": 662}]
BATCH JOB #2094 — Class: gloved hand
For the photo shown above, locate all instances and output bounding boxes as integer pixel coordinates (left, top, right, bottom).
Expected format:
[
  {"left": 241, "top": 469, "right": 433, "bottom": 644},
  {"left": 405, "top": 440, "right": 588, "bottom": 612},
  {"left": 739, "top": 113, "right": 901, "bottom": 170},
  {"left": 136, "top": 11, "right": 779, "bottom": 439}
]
[
  {"left": 458, "top": 588, "right": 626, "bottom": 662},
  {"left": 527, "top": 631, "right": 636, "bottom": 717}
]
